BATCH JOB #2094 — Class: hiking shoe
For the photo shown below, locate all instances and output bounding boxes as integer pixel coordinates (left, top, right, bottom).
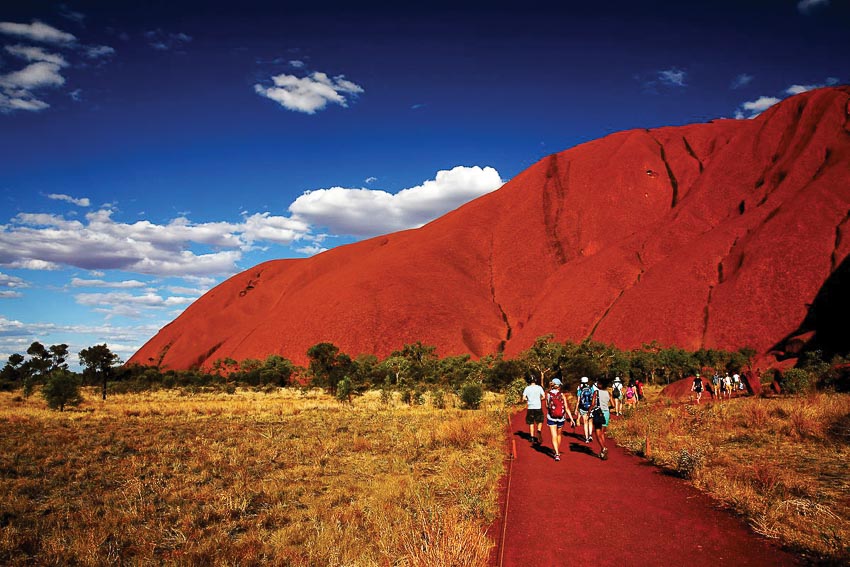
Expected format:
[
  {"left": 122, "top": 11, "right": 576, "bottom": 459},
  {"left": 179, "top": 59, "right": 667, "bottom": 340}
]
[
  {"left": 531, "top": 436, "right": 537, "bottom": 445},
  {"left": 554, "top": 454, "right": 560, "bottom": 461},
  {"left": 602, "top": 447, "right": 608, "bottom": 457}
]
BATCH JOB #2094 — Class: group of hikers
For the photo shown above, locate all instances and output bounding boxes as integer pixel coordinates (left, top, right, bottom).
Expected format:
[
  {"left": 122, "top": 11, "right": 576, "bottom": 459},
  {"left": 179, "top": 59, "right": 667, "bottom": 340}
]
[
  {"left": 521, "top": 374, "right": 645, "bottom": 462},
  {"left": 690, "top": 371, "right": 747, "bottom": 404}
]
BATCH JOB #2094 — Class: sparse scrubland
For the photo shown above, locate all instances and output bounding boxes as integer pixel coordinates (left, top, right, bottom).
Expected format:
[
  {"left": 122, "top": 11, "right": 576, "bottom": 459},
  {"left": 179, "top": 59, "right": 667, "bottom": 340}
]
[
  {"left": 0, "top": 388, "right": 506, "bottom": 566},
  {"left": 609, "top": 389, "right": 850, "bottom": 563}
]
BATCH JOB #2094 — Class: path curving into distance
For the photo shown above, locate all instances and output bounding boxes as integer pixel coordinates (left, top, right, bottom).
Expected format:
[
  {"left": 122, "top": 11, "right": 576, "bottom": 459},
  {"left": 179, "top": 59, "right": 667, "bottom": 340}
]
[{"left": 494, "top": 411, "right": 801, "bottom": 566}]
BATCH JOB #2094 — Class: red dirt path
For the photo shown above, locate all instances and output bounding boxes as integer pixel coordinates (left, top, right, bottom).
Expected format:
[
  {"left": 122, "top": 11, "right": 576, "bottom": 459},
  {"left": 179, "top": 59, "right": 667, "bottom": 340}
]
[{"left": 494, "top": 411, "right": 800, "bottom": 566}]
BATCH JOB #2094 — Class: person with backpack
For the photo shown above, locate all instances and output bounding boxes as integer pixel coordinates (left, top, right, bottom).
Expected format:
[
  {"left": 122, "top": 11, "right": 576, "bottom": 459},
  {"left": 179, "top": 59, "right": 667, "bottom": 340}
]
[
  {"left": 624, "top": 380, "right": 638, "bottom": 410},
  {"left": 691, "top": 373, "right": 704, "bottom": 404},
  {"left": 611, "top": 376, "right": 624, "bottom": 416},
  {"left": 634, "top": 378, "right": 645, "bottom": 403},
  {"left": 545, "top": 378, "right": 575, "bottom": 461},
  {"left": 590, "top": 379, "right": 611, "bottom": 460},
  {"left": 711, "top": 372, "right": 721, "bottom": 400},
  {"left": 574, "top": 376, "right": 597, "bottom": 443},
  {"left": 522, "top": 375, "right": 546, "bottom": 444}
]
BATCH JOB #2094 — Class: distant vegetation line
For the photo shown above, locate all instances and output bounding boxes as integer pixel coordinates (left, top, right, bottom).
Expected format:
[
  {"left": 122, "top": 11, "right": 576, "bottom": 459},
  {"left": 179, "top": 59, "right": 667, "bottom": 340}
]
[{"left": 3, "top": 334, "right": 847, "bottom": 411}]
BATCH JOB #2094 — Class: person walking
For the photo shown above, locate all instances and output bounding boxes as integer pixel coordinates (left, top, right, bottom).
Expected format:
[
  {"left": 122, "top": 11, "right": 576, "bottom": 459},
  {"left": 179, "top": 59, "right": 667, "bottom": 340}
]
[
  {"left": 691, "top": 373, "right": 704, "bottom": 404},
  {"left": 545, "top": 378, "right": 575, "bottom": 461},
  {"left": 611, "top": 376, "right": 624, "bottom": 416},
  {"left": 624, "top": 379, "right": 638, "bottom": 410},
  {"left": 711, "top": 372, "right": 721, "bottom": 400},
  {"left": 590, "top": 379, "right": 611, "bottom": 460},
  {"left": 574, "top": 376, "right": 596, "bottom": 443},
  {"left": 522, "top": 375, "right": 546, "bottom": 444}
]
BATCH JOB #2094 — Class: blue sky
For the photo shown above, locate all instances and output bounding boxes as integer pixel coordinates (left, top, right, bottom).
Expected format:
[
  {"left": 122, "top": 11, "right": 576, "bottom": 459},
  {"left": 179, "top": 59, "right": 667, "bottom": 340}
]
[{"left": 1, "top": 0, "right": 848, "bottom": 368}]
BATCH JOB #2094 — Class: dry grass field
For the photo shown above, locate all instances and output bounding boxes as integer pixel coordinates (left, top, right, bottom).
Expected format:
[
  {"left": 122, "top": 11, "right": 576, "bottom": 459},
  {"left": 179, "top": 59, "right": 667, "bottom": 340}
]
[
  {"left": 0, "top": 388, "right": 507, "bottom": 566},
  {"left": 609, "top": 389, "right": 850, "bottom": 563}
]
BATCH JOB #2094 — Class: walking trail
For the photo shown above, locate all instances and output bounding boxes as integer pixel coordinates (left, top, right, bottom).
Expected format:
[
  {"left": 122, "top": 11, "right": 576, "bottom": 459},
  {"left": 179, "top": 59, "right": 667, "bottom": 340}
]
[{"left": 494, "top": 410, "right": 801, "bottom": 566}]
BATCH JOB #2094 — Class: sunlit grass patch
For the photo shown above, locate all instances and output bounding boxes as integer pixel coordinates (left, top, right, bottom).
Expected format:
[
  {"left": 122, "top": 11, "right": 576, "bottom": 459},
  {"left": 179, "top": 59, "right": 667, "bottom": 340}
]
[{"left": 0, "top": 388, "right": 506, "bottom": 566}]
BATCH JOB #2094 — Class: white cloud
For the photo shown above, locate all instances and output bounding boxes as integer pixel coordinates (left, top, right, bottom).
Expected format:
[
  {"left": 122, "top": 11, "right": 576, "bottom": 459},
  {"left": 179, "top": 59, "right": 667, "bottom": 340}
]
[
  {"left": 59, "top": 5, "right": 86, "bottom": 24},
  {"left": 294, "top": 244, "right": 327, "bottom": 256},
  {"left": 735, "top": 96, "right": 781, "bottom": 119},
  {"left": 70, "top": 278, "right": 148, "bottom": 289},
  {"left": 658, "top": 68, "right": 687, "bottom": 87},
  {"left": 798, "top": 0, "right": 829, "bottom": 13},
  {"left": 786, "top": 78, "right": 839, "bottom": 95},
  {"left": 5, "top": 44, "right": 68, "bottom": 66},
  {"left": 289, "top": 165, "right": 504, "bottom": 236},
  {"left": 5, "top": 259, "right": 60, "bottom": 270},
  {"left": 0, "top": 20, "right": 76, "bottom": 44},
  {"left": 0, "top": 61, "right": 66, "bottom": 89},
  {"left": 0, "top": 291, "right": 23, "bottom": 298},
  {"left": 735, "top": 78, "right": 841, "bottom": 118},
  {"left": 85, "top": 45, "right": 115, "bottom": 59},
  {"left": 730, "top": 73, "right": 753, "bottom": 90},
  {"left": 144, "top": 29, "right": 192, "bottom": 51},
  {"left": 75, "top": 291, "right": 195, "bottom": 309},
  {"left": 289, "top": 60, "right": 305, "bottom": 68},
  {"left": 365, "top": 176, "right": 377, "bottom": 184},
  {"left": 254, "top": 71, "right": 364, "bottom": 114},
  {"left": 0, "top": 207, "right": 319, "bottom": 277},
  {"left": 0, "top": 272, "right": 29, "bottom": 290},
  {"left": 48, "top": 193, "right": 90, "bottom": 207},
  {"left": 240, "top": 212, "right": 311, "bottom": 245},
  {"left": 0, "top": 61, "right": 67, "bottom": 113}
]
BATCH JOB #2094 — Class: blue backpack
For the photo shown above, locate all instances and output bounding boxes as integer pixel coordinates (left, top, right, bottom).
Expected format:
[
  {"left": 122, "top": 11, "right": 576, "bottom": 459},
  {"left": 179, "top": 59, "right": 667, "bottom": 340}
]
[{"left": 578, "top": 386, "right": 594, "bottom": 410}]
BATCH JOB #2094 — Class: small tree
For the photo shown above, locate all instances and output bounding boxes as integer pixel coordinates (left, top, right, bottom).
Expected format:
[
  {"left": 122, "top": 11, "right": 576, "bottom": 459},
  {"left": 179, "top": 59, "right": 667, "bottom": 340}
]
[
  {"left": 79, "top": 344, "right": 121, "bottom": 400},
  {"left": 336, "top": 376, "right": 353, "bottom": 403},
  {"left": 42, "top": 369, "right": 83, "bottom": 411}
]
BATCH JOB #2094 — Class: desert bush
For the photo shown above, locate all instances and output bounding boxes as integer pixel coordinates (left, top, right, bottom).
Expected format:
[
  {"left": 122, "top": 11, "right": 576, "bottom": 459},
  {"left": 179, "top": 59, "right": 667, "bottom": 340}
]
[
  {"left": 431, "top": 389, "right": 447, "bottom": 409},
  {"left": 459, "top": 381, "right": 483, "bottom": 410},
  {"left": 781, "top": 368, "right": 813, "bottom": 394},
  {"left": 41, "top": 370, "right": 82, "bottom": 411},
  {"left": 503, "top": 377, "right": 528, "bottom": 406},
  {"left": 675, "top": 446, "right": 706, "bottom": 478}
]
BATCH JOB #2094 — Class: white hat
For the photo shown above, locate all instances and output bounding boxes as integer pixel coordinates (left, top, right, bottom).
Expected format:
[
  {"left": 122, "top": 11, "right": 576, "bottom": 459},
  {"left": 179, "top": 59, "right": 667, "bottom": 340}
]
[
  {"left": 551, "top": 378, "right": 562, "bottom": 387},
  {"left": 614, "top": 377, "right": 621, "bottom": 382},
  {"left": 580, "top": 376, "right": 589, "bottom": 384}
]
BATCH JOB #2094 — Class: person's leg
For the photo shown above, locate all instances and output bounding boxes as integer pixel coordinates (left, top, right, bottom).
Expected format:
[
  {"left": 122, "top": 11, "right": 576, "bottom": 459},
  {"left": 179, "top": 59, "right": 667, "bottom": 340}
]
[
  {"left": 549, "top": 423, "right": 561, "bottom": 458},
  {"left": 596, "top": 424, "right": 605, "bottom": 454}
]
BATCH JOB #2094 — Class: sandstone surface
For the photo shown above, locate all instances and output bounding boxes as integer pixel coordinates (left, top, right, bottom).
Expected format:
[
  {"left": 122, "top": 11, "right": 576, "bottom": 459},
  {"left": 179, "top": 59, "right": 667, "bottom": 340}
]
[{"left": 129, "top": 87, "right": 850, "bottom": 370}]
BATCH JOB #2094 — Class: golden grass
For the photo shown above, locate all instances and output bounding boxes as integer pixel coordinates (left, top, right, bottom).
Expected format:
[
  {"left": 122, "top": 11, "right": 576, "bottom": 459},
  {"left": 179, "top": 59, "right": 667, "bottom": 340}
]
[
  {"left": 0, "top": 388, "right": 506, "bottom": 566},
  {"left": 609, "top": 391, "right": 850, "bottom": 562}
]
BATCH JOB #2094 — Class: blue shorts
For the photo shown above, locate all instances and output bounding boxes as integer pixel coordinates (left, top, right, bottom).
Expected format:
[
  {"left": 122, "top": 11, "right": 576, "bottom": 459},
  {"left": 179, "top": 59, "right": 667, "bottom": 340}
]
[{"left": 547, "top": 417, "right": 567, "bottom": 427}]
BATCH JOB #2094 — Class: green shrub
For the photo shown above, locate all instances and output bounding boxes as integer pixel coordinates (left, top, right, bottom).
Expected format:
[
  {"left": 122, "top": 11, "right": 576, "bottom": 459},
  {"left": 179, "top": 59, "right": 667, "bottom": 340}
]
[
  {"left": 431, "top": 389, "right": 446, "bottom": 409},
  {"left": 459, "top": 381, "right": 483, "bottom": 410},
  {"left": 336, "top": 376, "right": 352, "bottom": 403},
  {"left": 41, "top": 370, "right": 82, "bottom": 411},
  {"left": 504, "top": 378, "right": 528, "bottom": 406},
  {"left": 781, "top": 368, "right": 813, "bottom": 394}
]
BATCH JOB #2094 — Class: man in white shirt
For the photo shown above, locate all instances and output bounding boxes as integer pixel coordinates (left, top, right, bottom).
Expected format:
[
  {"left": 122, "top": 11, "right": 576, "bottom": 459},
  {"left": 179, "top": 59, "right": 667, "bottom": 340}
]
[{"left": 522, "top": 375, "right": 546, "bottom": 444}]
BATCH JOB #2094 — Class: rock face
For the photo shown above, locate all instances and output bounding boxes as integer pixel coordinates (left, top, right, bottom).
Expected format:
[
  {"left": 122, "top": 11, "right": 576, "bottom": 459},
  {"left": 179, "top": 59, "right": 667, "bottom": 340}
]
[{"left": 129, "top": 87, "right": 850, "bottom": 370}]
